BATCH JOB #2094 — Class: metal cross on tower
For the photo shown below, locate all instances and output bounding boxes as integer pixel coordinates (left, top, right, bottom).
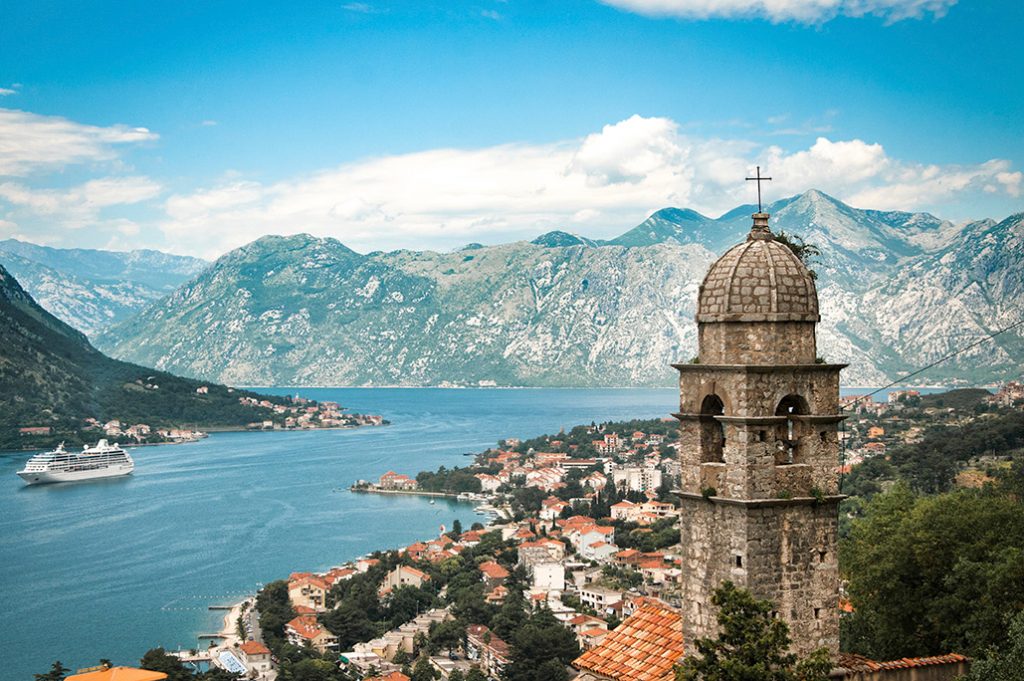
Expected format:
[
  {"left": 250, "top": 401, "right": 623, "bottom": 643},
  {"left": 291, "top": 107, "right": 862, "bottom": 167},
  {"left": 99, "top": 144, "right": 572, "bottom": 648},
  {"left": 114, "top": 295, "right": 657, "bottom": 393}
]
[{"left": 745, "top": 166, "right": 772, "bottom": 213}]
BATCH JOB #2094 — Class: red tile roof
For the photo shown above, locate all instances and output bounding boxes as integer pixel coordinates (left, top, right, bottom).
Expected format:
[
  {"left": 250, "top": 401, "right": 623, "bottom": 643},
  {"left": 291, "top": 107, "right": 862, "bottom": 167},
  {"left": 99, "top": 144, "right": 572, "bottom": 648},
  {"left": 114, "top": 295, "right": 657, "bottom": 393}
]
[
  {"left": 365, "top": 673, "right": 411, "bottom": 681},
  {"left": 287, "top": 614, "right": 326, "bottom": 640},
  {"left": 573, "top": 602, "right": 683, "bottom": 681},
  {"left": 239, "top": 641, "right": 271, "bottom": 655},
  {"left": 479, "top": 560, "right": 511, "bottom": 579},
  {"left": 836, "top": 653, "right": 970, "bottom": 672}
]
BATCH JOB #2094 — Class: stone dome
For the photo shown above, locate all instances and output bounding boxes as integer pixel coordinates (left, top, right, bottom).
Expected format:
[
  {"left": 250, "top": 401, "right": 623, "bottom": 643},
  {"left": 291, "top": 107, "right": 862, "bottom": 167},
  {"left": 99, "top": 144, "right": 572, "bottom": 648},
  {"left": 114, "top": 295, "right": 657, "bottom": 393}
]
[{"left": 696, "top": 214, "right": 819, "bottom": 323}]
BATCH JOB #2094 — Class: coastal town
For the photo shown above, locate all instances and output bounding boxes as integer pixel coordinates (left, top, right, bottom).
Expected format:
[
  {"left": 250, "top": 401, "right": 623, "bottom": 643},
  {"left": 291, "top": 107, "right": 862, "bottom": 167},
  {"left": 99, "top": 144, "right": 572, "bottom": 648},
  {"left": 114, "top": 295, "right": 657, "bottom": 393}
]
[
  {"left": 16, "top": 392, "right": 387, "bottom": 449},
  {"left": 185, "top": 416, "right": 688, "bottom": 681},
  {"left": 159, "top": 377, "right": 1023, "bottom": 681}
]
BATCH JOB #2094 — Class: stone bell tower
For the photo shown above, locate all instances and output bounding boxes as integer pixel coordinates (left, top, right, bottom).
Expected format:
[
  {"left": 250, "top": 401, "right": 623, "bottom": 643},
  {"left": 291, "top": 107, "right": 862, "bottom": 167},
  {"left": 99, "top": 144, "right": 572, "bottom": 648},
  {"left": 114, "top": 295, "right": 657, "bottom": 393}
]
[{"left": 674, "top": 211, "right": 845, "bottom": 657}]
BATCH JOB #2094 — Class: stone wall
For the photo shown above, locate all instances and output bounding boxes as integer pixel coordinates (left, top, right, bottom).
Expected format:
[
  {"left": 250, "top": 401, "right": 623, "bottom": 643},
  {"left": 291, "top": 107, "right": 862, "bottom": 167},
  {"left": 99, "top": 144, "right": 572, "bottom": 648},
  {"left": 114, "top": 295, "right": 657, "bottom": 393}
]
[
  {"left": 675, "top": 364, "right": 844, "bottom": 500},
  {"left": 679, "top": 494, "right": 840, "bottom": 658},
  {"left": 699, "top": 320, "right": 818, "bottom": 365}
]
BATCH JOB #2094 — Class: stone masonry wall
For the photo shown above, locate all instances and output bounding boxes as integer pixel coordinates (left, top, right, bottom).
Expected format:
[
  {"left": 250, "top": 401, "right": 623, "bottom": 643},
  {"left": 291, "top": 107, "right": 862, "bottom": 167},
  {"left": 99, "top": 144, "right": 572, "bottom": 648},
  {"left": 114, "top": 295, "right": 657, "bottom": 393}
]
[
  {"left": 679, "top": 495, "right": 840, "bottom": 658},
  {"left": 699, "top": 321, "right": 818, "bottom": 365}
]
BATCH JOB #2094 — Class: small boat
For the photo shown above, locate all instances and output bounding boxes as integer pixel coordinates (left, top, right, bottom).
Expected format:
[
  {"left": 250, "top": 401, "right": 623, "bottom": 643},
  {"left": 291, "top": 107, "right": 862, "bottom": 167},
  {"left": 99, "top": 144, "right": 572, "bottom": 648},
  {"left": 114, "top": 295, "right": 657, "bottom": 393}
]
[{"left": 429, "top": 499, "right": 436, "bottom": 505}]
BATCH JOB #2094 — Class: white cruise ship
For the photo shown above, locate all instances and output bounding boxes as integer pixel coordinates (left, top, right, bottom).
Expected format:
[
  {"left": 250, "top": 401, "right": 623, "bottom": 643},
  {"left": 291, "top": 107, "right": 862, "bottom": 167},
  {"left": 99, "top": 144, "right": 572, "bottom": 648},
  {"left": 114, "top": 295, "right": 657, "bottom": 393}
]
[{"left": 17, "top": 439, "right": 134, "bottom": 485}]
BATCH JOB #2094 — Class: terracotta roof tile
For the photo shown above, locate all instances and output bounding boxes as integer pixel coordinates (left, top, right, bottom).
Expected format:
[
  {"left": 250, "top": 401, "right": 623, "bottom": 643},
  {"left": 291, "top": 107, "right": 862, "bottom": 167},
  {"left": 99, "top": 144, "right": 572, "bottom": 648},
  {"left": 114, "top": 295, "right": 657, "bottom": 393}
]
[
  {"left": 239, "top": 641, "right": 271, "bottom": 655},
  {"left": 836, "top": 652, "right": 970, "bottom": 672},
  {"left": 573, "top": 602, "right": 683, "bottom": 681}
]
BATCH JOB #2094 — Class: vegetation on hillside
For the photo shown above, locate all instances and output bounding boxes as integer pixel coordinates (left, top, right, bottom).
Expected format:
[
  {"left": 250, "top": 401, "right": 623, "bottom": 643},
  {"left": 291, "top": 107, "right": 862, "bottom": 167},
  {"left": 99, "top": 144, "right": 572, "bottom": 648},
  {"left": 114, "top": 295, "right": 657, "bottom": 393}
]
[
  {"left": 0, "top": 263, "right": 297, "bottom": 450},
  {"left": 841, "top": 468, "right": 1024, "bottom": 660},
  {"left": 842, "top": 410, "right": 1024, "bottom": 497}
]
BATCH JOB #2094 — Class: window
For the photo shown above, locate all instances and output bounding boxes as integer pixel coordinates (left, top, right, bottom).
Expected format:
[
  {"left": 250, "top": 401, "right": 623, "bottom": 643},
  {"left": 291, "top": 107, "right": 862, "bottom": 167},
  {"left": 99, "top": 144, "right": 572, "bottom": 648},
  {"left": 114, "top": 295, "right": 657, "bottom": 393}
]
[
  {"left": 775, "top": 394, "right": 810, "bottom": 464},
  {"left": 700, "top": 394, "right": 726, "bottom": 463}
]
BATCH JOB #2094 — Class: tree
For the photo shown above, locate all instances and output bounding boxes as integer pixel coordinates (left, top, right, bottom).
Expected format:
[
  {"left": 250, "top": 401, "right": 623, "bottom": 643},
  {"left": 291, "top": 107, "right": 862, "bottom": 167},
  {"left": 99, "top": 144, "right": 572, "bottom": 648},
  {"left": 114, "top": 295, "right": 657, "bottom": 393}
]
[
  {"left": 34, "top": 662, "right": 70, "bottom": 681},
  {"left": 534, "top": 659, "right": 569, "bottom": 681},
  {"left": 448, "top": 671, "right": 466, "bottom": 681},
  {"left": 963, "top": 611, "right": 1024, "bottom": 681},
  {"left": 139, "top": 648, "right": 195, "bottom": 681},
  {"left": 281, "top": 658, "right": 341, "bottom": 681},
  {"left": 491, "top": 587, "right": 528, "bottom": 641},
  {"left": 411, "top": 655, "right": 439, "bottom": 681},
  {"left": 841, "top": 483, "right": 1024, "bottom": 659},
  {"left": 384, "top": 585, "right": 437, "bottom": 629},
  {"left": 321, "top": 601, "right": 379, "bottom": 651},
  {"left": 504, "top": 608, "right": 579, "bottom": 681},
  {"left": 675, "top": 582, "right": 832, "bottom": 681},
  {"left": 465, "top": 668, "right": 487, "bottom": 681},
  {"left": 429, "top": 618, "right": 466, "bottom": 655},
  {"left": 256, "top": 580, "right": 296, "bottom": 653},
  {"left": 452, "top": 518, "right": 463, "bottom": 539}
]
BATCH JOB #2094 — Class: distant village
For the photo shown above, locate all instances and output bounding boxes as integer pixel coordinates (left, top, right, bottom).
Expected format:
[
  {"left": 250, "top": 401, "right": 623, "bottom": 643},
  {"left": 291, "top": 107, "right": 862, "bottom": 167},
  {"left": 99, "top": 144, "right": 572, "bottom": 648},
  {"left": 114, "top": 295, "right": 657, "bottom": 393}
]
[
  {"left": 17, "top": 390, "right": 386, "bottom": 448},
  {"left": 236, "top": 395, "right": 386, "bottom": 432},
  {"left": 838, "top": 382, "right": 1024, "bottom": 475}
]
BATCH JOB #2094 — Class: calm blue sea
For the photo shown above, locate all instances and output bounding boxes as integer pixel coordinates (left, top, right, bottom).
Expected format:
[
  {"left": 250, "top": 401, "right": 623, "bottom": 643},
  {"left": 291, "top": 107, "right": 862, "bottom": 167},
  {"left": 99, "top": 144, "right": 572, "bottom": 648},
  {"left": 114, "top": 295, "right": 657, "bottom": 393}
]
[
  {"left": 0, "top": 385, "right": 952, "bottom": 679},
  {"left": 0, "top": 388, "right": 684, "bottom": 679}
]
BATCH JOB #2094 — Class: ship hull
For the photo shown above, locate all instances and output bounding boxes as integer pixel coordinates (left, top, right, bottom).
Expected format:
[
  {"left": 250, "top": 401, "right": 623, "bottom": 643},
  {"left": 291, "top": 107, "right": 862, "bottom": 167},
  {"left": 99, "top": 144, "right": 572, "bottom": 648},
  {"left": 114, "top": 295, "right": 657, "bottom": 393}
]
[{"left": 17, "top": 464, "right": 134, "bottom": 485}]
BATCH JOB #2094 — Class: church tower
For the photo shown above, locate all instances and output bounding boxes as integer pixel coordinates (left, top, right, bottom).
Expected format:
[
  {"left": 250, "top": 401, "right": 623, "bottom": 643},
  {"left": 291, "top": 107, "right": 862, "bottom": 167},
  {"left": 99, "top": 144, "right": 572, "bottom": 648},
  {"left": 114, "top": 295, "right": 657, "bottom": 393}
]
[{"left": 675, "top": 210, "right": 845, "bottom": 657}]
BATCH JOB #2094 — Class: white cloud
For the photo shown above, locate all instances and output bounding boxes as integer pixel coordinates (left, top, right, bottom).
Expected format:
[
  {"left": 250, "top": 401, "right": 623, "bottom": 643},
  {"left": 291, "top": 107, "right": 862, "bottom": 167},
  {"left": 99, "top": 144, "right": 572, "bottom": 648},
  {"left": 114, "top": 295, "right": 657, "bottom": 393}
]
[
  {"left": 0, "top": 88, "right": 16, "bottom": 97},
  {"left": 0, "top": 176, "right": 161, "bottom": 227},
  {"left": 0, "top": 108, "right": 158, "bottom": 176},
  {"left": 599, "top": 0, "right": 957, "bottom": 23},
  {"left": 157, "top": 115, "right": 1019, "bottom": 258}
]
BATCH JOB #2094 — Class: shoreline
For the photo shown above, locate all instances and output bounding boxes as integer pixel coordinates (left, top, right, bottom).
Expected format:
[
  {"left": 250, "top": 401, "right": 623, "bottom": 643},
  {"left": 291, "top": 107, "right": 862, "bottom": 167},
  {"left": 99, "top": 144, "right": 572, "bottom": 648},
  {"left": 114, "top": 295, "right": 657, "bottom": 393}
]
[
  {"left": 217, "top": 599, "right": 247, "bottom": 647},
  {"left": 350, "top": 486, "right": 468, "bottom": 499},
  {"left": 2, "top": 422, "right": 389, "bottom": 455}
]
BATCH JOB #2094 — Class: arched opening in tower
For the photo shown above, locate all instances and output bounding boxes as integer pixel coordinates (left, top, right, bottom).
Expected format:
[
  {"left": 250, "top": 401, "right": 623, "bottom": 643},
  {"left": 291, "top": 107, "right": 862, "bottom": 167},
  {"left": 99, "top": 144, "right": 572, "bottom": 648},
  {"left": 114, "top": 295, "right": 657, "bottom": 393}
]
[
  {"left": 775, "top": 394, "right": 810, "bottom": 464},
  {"left": 699, "top": 394, "right": 726, "bottom": 463}
]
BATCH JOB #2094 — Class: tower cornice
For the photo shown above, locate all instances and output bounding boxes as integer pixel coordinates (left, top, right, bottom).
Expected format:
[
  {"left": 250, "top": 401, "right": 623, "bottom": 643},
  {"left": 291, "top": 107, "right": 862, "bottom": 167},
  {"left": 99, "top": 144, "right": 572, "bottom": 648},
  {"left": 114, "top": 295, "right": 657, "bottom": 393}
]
[{"left": 671, "top": 362, "right": 848, "bottom": 373}]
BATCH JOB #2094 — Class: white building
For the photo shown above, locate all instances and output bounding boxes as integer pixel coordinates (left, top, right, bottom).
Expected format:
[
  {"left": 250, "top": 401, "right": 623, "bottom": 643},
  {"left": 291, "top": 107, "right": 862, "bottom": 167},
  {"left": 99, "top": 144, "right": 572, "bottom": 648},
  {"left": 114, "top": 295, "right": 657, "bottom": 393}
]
[
  {"left": 530, "top": 562, "right": 566, "bottom": 591},
  {"left": 611, "top": 466, "right": 663, "bottom": 493}
]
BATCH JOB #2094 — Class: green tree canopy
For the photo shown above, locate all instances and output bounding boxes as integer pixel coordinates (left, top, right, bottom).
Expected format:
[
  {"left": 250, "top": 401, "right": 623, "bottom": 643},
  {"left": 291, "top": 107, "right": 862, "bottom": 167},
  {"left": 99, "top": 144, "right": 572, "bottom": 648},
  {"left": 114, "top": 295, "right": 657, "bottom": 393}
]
[
  {"left": 962, "top": 611, "right": 1024, "bottom": 681},
  {"left": 34, "top": 661, "right": 70, "bottom": 681},
  {"left": 841, "top": 481, "right": 1024, "bottom": 659},
  {"left": 139, "top": 648, "right": 194, "bottom": 681},
  {"left": 504, "top": 608, "right": 579, "bottom": 681}
]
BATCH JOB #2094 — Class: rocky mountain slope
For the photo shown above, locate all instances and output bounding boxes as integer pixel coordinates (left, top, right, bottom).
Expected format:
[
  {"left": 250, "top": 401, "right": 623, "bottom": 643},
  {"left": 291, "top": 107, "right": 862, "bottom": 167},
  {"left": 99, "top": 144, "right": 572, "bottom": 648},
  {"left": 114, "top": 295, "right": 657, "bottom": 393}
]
[
  {"left": 0, "top": 263, "right": 288, "bottom": 449},
  {"left": 0, "top": 239, "right": 207, "bottom": 336},
  {"left": 93, "top": 190, "right": 1023, "bottom": 387}
]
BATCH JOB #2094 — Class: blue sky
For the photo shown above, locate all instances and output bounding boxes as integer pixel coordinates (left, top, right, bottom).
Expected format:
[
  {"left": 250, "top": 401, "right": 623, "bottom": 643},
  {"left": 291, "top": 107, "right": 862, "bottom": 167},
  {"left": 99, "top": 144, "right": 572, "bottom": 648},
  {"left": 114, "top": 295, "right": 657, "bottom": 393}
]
[{"left": 1, "top": 0, "right": 1021, "bottom": 257}]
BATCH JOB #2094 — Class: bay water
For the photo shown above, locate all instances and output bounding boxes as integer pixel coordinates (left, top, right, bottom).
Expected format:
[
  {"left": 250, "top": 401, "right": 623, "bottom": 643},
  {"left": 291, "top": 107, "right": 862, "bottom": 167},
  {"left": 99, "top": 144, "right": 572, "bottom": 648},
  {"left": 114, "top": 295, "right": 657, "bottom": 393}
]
[
  {"left": 0, "top": 385, "right": 948, "bottom": 678},
  {"left": 0, "top": 388, "right": 679, "bottom": 679}
]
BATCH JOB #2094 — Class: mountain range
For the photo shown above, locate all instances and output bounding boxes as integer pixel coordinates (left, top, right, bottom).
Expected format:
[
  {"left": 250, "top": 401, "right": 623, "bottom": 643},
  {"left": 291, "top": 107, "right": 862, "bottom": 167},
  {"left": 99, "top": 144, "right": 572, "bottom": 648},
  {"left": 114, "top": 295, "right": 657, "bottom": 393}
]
[
  {"left": 0, "top": 239, "right": 207, "bottom": 337},
  {"left": 3, "top": 190, "right": 1020, "bottom": 388}
]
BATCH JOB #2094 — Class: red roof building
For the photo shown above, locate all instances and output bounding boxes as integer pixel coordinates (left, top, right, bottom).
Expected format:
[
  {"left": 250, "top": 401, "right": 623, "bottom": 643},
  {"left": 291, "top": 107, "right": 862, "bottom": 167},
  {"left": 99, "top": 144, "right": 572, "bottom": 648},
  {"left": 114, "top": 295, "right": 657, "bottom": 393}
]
[{"left": 573, "top": 602, "right": 683, "bottom": 681}]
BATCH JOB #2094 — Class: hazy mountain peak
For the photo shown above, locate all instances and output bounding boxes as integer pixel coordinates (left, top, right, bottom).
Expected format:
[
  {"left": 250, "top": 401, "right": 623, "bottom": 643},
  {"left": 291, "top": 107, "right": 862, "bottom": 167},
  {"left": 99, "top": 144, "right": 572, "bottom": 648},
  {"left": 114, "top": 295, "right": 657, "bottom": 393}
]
[
  {"left": 605, "top": 206, "right": 715, "bottom": 248},
  {"left": 531, "top": 231, "right": 597, "bottom": 248}
]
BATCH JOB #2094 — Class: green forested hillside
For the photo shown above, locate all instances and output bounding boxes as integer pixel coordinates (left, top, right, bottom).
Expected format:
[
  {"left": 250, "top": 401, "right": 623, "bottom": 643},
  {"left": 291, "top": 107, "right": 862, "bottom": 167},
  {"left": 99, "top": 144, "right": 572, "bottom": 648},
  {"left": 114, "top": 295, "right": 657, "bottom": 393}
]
[{"left": 0, "top": 263, "right": 289, "bottom": 450}]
